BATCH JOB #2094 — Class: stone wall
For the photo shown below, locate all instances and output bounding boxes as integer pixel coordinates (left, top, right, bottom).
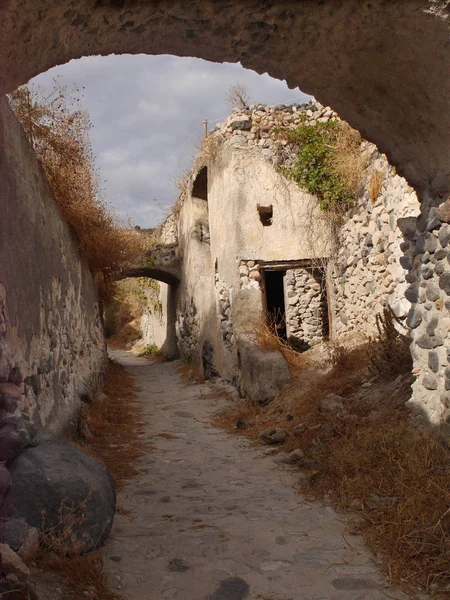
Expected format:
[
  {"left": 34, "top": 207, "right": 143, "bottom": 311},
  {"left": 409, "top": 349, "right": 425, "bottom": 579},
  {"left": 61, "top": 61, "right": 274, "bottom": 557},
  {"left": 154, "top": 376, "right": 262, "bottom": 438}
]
[
  {"left": 214, "top": 275, "right": 235, "bottom": 350},
  {"left": 331, "top": 148, "right": 420, "bottom": 338},
  {"left": 175, "top": 298, "right": 201, "bottom": 362},
  {"left": 0, "top": 97, "right": 106, "bottom": 435},
  {"left": 239, "top": 261, "right": 262, "bottom": 290},
  {"left": 214, "top": 100, "right": 338, "bottom": 164},
  {"left": 285, "top": 268, "right": 327, "bottom": 349},
  {"left": 138, "top": 217, "right": 179, "bottom": 357},
  {"left": 400, "top": 199, "right": 450, "bottom": 424},
  {"left": 140, "top": 281, "right": 165, "bottom": 348}
]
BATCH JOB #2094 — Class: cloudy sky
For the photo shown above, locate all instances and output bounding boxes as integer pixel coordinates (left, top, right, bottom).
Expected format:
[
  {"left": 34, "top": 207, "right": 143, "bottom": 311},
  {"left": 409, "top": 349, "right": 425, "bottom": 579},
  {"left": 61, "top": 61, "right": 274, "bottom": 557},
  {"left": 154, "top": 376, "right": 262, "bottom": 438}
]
[{"left": 31, "top": 55, "right": 310, "bottom": 227}]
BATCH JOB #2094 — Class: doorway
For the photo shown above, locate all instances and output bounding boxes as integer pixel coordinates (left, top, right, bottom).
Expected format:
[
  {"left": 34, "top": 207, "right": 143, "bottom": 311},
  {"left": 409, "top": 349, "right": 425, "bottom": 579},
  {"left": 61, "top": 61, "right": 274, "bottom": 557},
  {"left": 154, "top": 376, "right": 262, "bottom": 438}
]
[{"left": 264, "top": 270, "right": 287, "bottom": 340}]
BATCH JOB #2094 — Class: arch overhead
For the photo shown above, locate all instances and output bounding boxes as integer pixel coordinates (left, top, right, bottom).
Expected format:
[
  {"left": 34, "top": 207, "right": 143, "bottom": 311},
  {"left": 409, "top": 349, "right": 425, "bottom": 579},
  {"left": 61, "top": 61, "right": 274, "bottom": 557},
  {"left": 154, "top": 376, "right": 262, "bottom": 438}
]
[
  {"left": 1, "top": 1, "right": 449, "bottom": 196},
  {"left": 120, "top": 267, "right": 180, "bottom": 286}
]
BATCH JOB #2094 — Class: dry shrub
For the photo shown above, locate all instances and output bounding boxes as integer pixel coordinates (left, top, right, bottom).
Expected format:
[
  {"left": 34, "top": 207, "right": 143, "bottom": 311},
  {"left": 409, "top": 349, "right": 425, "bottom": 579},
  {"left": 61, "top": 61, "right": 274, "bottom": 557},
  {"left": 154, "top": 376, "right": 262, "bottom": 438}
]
[
  {"left": 367, "top": 307, "right": 412, "bottom": 376},
  {"left": 9, "top": 85, "right": 145, "bottom": 302},
  {"left": 370, "top": 168, "right": 385, "bottom": 203},
  {"left": 165, "top": 191, "right": 185, "bottom": 224},
  {"left": 106, "top": 278, "right": 162, "bottom": 348},
  {"left": 199, "top": 133, "right": 223, "bottom": 163},
  {"left": 174, "top": 169, "right": 191, "bottom": 195},
  {"left": 213, "top": 320, "right": 450, "bottom": 594},
  {"left": 331, "top": 122, "right": 368, "bottom": 197},
  {"left": 134, "top": 343, "right": 166, "bottom": 363},
  {"left": 256, "top": 321, "right": 318, "bottom": 373},
  {"left": 225, "top": 83, "right": 251, "bottom": 109},
  {"left": 116, "top": 300, "right": 140, "bottom": 330}
]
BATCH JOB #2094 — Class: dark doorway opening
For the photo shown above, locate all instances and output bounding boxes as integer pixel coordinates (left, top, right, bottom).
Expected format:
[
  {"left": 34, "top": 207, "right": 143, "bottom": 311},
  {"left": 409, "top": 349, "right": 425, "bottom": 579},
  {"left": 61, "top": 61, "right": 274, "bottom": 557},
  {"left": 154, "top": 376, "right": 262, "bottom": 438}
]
[{"left": 264, "top": 270, "right": 286, "bottom": 340}]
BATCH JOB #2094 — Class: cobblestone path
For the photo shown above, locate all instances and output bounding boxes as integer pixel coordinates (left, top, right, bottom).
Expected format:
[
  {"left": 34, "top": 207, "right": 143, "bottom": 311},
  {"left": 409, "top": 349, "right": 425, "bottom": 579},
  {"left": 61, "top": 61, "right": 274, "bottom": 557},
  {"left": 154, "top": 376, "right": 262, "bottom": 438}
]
[{"left": 103, "top": 351, "right": 406, "bottom": 600}]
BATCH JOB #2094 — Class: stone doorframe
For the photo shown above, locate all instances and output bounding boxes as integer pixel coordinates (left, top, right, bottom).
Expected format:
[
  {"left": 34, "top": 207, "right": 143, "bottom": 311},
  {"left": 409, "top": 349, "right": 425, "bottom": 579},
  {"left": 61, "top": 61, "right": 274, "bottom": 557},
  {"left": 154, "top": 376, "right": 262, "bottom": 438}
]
[{"left": 258, "top": 258, "right": 331, "bottom": 348}]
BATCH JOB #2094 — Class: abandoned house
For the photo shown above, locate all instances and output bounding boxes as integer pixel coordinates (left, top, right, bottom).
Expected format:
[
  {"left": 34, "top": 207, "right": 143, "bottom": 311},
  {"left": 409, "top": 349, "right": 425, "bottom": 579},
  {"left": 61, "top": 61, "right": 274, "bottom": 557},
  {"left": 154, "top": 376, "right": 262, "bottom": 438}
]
[{"left": 135, "top": 100, "right": 436, "bottom": 416}]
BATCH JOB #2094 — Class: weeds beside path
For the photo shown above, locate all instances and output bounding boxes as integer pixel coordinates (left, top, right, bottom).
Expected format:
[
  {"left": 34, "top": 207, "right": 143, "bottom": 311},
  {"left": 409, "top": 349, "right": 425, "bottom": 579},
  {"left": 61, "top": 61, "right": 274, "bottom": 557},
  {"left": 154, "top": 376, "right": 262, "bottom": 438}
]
[
  {"left": 213, "top": 337, "right": 450, "bottom": 598},
  {"left": 34, "top": 359, "right": 147, "bottom": 600},
  {"left": 98, "top": 351, "right": 408, "bottom": 600}
]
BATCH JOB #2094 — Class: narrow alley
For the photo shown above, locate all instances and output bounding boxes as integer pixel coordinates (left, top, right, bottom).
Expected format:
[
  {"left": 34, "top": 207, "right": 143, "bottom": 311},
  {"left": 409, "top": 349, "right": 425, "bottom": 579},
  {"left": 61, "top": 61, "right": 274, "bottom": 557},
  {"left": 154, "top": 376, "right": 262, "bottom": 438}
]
[{"left": 102, "top": 351, "right": 406, "bottom": 600}]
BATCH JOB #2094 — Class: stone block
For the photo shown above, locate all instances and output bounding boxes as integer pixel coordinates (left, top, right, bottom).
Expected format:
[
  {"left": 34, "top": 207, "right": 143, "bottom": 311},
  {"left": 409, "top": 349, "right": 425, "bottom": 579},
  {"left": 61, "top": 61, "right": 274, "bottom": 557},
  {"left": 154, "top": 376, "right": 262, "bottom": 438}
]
[
  {"left": 439, "top": 272, "right": 450, "bottom": 295},
  {"left": 437, "top": 200, "right": 450, "bottom": 224}
]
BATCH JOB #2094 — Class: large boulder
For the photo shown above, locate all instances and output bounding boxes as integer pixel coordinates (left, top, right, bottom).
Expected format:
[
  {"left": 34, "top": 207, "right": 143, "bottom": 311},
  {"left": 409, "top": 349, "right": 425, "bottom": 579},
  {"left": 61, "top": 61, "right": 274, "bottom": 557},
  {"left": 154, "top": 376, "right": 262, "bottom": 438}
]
[{"left": 3, "top": 441, "right": 116, "bottom": 553}]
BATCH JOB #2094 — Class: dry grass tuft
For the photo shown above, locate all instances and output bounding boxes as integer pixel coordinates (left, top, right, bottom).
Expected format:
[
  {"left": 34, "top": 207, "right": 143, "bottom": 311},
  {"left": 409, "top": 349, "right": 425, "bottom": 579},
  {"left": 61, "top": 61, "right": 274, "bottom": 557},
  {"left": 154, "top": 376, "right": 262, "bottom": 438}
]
[
  {"left": 71, "top": 360, "right": 147, "bottom": 490},
  {"left": 331, "top": 122, "right": 368, "bottom": 197},
  {"left": 9, "top": 85, "right": 145, "bottom": 302},
  {"left": 256, "top": 321, "right": 319, "bottom": 373},
  {"left": 36, "top": 360, "right": 146, "bottom": 600},
  {"left": 213, "top": 318, "right": 450, "bottom": 595},
  {"left": 370, "top": 168, "right": 385, "bottom": 204},
  {"left": 37, "top": 551, "right": 123, "bottom": 600}
]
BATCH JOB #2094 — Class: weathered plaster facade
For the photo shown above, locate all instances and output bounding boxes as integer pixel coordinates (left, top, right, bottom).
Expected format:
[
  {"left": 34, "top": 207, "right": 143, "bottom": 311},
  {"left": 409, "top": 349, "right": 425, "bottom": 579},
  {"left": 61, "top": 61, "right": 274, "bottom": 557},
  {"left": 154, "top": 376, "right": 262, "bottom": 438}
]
[
  {"left": 0, "top": 98, "right": 106, "bottom": 435},
  {"left": 174, "top": 116, "right": 332, "bottom": 398}
]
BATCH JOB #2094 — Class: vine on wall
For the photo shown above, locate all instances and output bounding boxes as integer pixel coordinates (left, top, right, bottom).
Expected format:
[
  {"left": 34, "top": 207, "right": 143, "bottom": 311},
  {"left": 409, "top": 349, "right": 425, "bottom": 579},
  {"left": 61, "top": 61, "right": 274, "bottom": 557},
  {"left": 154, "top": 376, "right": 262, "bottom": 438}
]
[{"left": 280, "top": 117, "right": 365, "bottom": 214}]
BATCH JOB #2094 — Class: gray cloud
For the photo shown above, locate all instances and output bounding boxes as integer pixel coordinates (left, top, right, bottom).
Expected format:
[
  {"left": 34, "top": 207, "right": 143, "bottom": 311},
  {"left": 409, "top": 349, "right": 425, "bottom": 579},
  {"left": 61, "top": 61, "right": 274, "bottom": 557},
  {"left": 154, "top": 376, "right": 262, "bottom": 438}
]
[{"left": 31, "top": 55, "right": 310, "bottom": 227}]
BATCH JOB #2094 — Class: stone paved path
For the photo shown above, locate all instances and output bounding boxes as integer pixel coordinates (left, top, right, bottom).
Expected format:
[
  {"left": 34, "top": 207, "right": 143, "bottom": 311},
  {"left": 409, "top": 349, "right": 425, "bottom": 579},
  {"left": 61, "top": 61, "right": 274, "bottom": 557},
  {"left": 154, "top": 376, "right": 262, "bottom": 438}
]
[{"left": 103, "top": 351, "right": 407, "bottom": 600}]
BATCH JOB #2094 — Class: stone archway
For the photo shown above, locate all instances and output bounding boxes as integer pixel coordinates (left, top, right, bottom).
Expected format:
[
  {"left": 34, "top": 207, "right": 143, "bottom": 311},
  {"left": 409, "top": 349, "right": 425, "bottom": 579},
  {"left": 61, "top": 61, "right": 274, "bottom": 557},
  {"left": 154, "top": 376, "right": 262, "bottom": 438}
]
[
  {"left": 120, "top": 267, "right": 180, "bottom": 287},
  {"left": 2, "top": 1, "right": 450, "bottom": 422},
  {"left": 0, "top": 0, "right": 449, "bottom": 196}
]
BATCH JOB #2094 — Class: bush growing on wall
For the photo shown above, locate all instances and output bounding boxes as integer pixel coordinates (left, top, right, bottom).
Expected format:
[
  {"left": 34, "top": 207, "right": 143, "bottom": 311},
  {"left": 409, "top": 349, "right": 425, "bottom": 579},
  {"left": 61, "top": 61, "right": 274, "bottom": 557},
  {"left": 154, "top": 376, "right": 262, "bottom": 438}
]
[
  {"left": 282, "top": 118, "right": 364, "bottom": 214},
  {"left": 9, "top": 84, "right": 145, "bottom": 301}
]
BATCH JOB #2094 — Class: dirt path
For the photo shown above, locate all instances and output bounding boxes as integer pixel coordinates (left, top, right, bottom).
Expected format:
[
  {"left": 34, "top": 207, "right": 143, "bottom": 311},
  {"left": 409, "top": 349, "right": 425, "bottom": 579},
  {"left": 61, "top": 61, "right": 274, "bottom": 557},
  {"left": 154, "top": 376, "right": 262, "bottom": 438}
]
[{"left": 103, "top": 351, "right": 407, "bottom": 600}]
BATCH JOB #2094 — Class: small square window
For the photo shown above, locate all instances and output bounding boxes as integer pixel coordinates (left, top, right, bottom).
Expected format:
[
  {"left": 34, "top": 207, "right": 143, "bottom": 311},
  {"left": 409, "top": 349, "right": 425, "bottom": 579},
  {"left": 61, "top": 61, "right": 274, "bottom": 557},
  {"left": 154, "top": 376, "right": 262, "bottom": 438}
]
[{"left": 257, "top": 204, "right": 273, "bottom": 226}]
